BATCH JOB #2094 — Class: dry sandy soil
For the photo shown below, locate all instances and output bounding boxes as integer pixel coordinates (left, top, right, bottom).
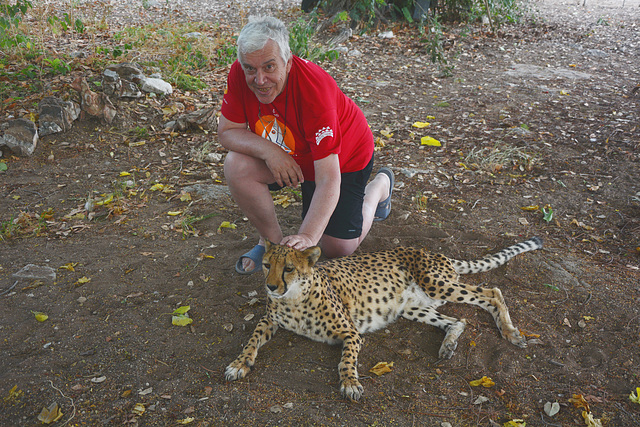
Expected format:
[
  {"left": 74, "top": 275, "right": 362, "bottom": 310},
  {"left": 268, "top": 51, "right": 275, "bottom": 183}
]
[{"left": 1, "top": 0, "right": 639, "bottom": 425}]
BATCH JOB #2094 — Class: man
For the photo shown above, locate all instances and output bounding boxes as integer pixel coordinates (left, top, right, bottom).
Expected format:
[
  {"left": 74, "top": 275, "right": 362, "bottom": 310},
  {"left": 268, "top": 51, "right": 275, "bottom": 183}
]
[{"left": 219, "top": 16, "right": 394, "bottom": 274}]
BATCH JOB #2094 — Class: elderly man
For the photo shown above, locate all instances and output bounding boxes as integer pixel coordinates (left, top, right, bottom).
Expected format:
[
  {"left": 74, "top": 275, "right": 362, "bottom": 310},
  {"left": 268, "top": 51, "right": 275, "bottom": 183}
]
[{"left": 219, "top": 16, "right": 394, "bottom": 274}]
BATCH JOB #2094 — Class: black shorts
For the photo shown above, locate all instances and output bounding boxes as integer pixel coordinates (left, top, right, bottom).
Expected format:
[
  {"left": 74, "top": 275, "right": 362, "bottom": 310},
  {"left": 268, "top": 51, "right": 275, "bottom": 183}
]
[{"left": 268, "top": 155, "right": 374, "bottom": 240}]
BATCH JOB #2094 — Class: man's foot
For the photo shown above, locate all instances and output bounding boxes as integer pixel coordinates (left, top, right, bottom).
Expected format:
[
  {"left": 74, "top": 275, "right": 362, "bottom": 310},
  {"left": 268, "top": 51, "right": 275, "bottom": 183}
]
[
  {"left": 235, "top": 244, "right": 266, "bottom": 275},
  {"left": 374, "top": 167, "right": 394, "bottom": 221}
]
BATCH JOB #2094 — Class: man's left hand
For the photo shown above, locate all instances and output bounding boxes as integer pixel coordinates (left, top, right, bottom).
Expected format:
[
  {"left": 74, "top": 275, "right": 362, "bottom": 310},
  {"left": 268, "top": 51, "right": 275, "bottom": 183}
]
[{"left": 280, "top": 234, "right": 316, "bottom": 251}]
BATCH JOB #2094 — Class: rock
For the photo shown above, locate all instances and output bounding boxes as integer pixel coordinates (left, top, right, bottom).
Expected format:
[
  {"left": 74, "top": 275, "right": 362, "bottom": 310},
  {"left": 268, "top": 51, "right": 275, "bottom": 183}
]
[
  {"left": 38, "top": 97, "right": 81, "bottom": 136},
  {"left": 140, "top": 77, "right": 173, "bottom": 96},
  {"left": 183, "top": 32, "right": 202, "bottom": 41},
  {"left": 182, "top": 184, "right": 230, "bottom": 202},
  {"left": 105, "top": 62, "right": 145, "bottom": 82},
  {"left": 170, "top": 107, "right": 217, "bottom": 131},
  {"left": 102, "top": 69, "right": 122, "bottom": 96},
  {"left": 71, "top": 76, "right": 117, "bottom": 123},
  {"left": 103, "top": 68, "right": 143, "bottom": 98},
  {"left": 0, "top": 118, "right": 39, "bottom": 156},
  {"left": 13, "top": 264, "right": 56, "bottom": 281},
  {"left": 120, "top": 80, "right": 142, "bottom": 98},
  {"left": 328, "top": 28, "right": 352, "bottom": 47}
]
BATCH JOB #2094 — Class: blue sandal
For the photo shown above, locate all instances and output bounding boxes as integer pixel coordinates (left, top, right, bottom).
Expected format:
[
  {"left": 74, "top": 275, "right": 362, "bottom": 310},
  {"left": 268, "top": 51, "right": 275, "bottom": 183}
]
[
  {"left": 374, "top": 167, "right": 394, "bottom": 221},
  {"left": 235, "top": 244, "right": 265, "bottom": 275}
]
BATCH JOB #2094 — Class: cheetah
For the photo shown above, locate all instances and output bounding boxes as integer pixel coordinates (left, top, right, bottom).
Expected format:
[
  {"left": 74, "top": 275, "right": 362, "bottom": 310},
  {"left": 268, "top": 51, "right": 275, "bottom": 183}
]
[{"left": 225, "top": 237, "right": 543, "bottom": 401}]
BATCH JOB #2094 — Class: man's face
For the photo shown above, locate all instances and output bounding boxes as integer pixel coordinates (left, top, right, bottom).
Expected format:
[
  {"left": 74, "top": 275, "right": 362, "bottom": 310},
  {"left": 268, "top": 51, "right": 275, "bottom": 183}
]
[{"left": 240, "top": 39, "right": 292, "bottom": 105}]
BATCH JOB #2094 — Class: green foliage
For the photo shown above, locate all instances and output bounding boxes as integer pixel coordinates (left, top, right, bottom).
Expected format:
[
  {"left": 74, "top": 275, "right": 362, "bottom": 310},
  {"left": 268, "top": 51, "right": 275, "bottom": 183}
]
[
  {"left": 215, "top": 44, "right": 237, "bottom": 66},
  {"left": 0, "top": 0, "right": 32, "bottom": 49},
  {"left": 289, "top": 15, "right": 339, "bottom": 62},
  {"left": 43, "top": 57, "right": 70, "bottom": 75},
  {"left": 171, "top": 72, "right": 207, "bottom": 91},
  {"left": 47, "top": 12, "right": 84, "bottom": 34}
]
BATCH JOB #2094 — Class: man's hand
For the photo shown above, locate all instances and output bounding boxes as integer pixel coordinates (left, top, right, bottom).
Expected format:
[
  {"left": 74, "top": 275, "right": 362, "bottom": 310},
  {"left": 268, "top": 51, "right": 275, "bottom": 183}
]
[
  {"left": 218, "top": 114, "right": 303, "bottom": 188},
  {"left": 280, "top": 234, "right": 316, "bottom": 251},
  {"left": 264, "top": 147, "right": 304, "bottom": 188}
]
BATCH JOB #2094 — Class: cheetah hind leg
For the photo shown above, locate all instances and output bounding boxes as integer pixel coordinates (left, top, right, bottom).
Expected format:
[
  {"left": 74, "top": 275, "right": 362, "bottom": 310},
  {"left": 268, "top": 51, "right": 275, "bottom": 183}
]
[{"left": 401, "top": 306, "right": 466, "bottom": 359}]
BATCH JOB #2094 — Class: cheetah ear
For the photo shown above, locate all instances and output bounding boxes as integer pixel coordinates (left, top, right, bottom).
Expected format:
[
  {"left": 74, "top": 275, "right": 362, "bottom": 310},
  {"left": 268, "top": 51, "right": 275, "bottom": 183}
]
[
  {"left": 264, "top": 240, "right": 273, "bottom": 252},
  {"left": 302, "top": 246, "right": 321, "bottom": 267}
]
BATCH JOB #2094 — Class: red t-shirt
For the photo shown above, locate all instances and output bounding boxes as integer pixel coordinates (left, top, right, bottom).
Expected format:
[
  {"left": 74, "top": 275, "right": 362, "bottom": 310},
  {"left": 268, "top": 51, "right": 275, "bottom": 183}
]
[{"left": 221, "top": 56, "right": 373, "bottom": 181}]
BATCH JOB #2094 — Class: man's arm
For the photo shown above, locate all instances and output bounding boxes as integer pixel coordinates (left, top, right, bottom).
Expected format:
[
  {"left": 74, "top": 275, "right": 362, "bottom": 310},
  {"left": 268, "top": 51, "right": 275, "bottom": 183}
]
[
  {"left": 218, "top": 114, "right": 304, "bottom": 188},
  {"left": 280, "top": 153, "right": 341, "bottom": 250}
]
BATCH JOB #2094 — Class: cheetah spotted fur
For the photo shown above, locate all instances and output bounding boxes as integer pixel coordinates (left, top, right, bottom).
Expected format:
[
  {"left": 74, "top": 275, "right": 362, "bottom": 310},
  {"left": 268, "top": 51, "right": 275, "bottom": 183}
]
[{"left": 225, "top": 237, "right": 543, "bottom": 401}]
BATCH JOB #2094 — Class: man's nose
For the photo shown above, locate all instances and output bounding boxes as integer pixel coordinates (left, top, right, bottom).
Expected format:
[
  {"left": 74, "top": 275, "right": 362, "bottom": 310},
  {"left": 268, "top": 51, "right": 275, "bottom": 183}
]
[{"left": 255, "top": 69, "right": 267, "bottom": 85}]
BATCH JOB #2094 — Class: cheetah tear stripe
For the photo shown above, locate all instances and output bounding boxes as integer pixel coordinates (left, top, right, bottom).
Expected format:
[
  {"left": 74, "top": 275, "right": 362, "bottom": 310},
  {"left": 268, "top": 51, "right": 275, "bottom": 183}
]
[{"left": 451, "top": 237, "right": 543, "bottom": 275}]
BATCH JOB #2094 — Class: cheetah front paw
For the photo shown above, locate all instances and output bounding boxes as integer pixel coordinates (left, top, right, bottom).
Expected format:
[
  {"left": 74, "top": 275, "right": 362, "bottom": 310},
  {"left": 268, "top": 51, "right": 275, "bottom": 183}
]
[
  {"left": 340, "top": 379, "right": 364, "bottom": 401},
  {"left": 224, "top": 360, "right": 252, "bottom": 381},
  {"left": 439, "top": 320, "right": 466, "bottom": 359}
]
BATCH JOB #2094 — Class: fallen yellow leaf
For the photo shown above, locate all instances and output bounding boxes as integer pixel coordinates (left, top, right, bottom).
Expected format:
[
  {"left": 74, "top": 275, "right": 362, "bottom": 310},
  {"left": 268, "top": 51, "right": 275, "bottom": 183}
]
[
  {"left": 32, "top": 311, "right": 48, "bottom": 322},
  {"left": 217, "top": 221, "right": 237, "bottom": 233},
  {"left": 59, "top": 262, "right": 78, "bottom": 271},
  {"left": 37, "top": 402, "right": 63, "bottom": 424},
  {"left": 119, "top": 172, "right": 131, "bottom": 177},
  {"left": 412, "top": 121, "right": 431, "bottom": 128},
  {"left": 420, "top": 136, "right": 441, "bottom": 146},
  {"left": 167, "top": 211, "right": 183, "bottom": 216},
  {"left": 582, "top": 410, "right": 603, "bottom": 427},
  {"left": 520, "top": 205, "right": 540, "bottom": 211},
  {"left": 629, "top": 387, "right": 640, "bottom": 404},
  {"left": 470, "top": 376, "right": 495, "bottom": 388},
  {"left": 150, "top": 183, "right": 164, "bottom": 191},
  {"left": 369, "top": 361, "right": 394, "bottom": 376},
  {"left": 177, "top": 417, "right": 195, "bottom": 424},
  {"left": 380, "top": 129, "right": 393, "bottom": 138},
  {"left": 132, "top": 403, "right": 145, "bottom": 416}
]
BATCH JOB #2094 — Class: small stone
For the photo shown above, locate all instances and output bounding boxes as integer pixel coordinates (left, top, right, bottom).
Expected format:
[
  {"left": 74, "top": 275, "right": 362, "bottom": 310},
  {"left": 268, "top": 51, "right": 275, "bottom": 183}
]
[
  {"left": 0, "top": 119, "right": 38, "bottom": 156},
  {"left": 140, "top": 77, "right": 173, "bottom": 96},
  {"left": 13, "top": 264, "right": 56, "bottom": 281}
]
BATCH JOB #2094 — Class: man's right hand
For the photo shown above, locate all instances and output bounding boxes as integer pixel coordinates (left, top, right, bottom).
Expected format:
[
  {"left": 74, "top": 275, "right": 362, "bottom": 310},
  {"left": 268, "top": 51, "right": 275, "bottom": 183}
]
[
  {"left": 264, "top": 146, "right": 304, "bottom": 188},
  {"left": 218, "top": 114, "right": 304, "bottom": 188}
]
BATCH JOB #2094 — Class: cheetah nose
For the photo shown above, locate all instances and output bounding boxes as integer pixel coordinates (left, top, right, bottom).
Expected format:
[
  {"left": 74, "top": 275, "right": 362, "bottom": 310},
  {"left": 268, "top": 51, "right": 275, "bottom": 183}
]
[{"left": 266, "top": 284, "right": 277, "bottom": 292}]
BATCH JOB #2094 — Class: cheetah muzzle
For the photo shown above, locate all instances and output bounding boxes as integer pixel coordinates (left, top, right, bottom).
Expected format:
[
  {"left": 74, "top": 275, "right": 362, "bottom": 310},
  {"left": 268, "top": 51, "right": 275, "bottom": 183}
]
[{"left": 225, "top": 237, "right": 543, "bottom": 401}]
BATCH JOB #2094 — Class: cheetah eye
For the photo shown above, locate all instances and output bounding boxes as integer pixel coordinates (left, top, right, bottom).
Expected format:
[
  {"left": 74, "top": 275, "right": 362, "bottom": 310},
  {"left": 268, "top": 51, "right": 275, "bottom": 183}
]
[
  {"left": 284, "top": 266, "right": 294, "bottom": 273},
  {"left": 263, "top": 263, "right": 270, "bottom": 270}
]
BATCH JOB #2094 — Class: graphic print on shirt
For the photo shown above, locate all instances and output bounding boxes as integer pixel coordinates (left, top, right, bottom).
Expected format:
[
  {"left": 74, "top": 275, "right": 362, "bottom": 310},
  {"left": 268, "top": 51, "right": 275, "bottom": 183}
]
[{"left": 255, "top": 114, "right": 296, "bottom": 154}]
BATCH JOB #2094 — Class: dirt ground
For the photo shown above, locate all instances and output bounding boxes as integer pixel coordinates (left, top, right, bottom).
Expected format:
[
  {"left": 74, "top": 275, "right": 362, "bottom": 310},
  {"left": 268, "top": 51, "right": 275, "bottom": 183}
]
[{"left": 1, "top": 0, "right": 639, "bottom": 425}]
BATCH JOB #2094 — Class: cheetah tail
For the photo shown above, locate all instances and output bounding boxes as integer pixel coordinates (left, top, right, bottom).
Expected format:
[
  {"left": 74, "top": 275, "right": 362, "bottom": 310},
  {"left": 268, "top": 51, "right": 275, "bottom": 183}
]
[{"left": 450, "top": 237, "right": 543, "bottom": 275}]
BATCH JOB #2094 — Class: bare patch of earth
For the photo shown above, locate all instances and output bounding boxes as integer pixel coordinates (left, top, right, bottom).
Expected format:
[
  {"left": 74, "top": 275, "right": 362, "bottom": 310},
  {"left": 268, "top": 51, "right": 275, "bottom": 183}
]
[{"left": 1, "top": 0, "right": 639, "bottom": 425}]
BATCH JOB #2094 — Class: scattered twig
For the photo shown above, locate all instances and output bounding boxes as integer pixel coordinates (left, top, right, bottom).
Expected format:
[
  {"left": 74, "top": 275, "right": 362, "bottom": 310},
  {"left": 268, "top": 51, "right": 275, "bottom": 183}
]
[{"left": 0, "top": 280, "right": 19, "bottom": 296}]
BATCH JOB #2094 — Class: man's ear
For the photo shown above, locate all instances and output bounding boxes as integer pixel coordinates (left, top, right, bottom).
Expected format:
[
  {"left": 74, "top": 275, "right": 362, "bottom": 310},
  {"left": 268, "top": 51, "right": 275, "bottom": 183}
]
[{"left": 302, "top": 246, "right": 321, "bottom": 267}]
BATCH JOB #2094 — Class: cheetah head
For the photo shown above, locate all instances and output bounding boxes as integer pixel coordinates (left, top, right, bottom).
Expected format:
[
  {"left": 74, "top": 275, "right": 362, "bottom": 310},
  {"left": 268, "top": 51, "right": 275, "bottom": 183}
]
[{"left": 262, "top": 241, "right": 321, "bottom": 299}]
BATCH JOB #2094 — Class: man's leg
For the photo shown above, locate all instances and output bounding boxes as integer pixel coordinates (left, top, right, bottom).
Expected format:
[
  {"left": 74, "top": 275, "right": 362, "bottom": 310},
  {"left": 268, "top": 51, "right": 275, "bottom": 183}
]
[
  {"left": 320, "top": 170, "right": 390, "bottom": 258},
  {"left": 224, "top": 151, "right": 284, "bottom": 271}
]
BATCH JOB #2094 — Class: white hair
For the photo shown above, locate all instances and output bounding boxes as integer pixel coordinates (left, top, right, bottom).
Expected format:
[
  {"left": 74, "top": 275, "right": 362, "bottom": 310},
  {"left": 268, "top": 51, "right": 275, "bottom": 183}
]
[{"left": 237, "top": 16, "right": 291, "bottom": 65}]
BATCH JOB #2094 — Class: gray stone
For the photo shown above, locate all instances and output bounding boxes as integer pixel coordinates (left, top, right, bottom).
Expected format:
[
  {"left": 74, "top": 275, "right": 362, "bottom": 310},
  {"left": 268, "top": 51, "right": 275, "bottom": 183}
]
[
  {"left": 105, "top": 62, "right": 145, "bottom": 82},
  {"left": 13, "top": 264, "right": 56, "bottom": 282},
  {"left": 182, "top": 184, "right": 230, "bottom": 202},
  {"left": 170, "top": 106, "right": 217, "bottom": 131},
  {"left": 140, "top": 77, "right": 173, "bottom": 96},
  {"left": 505, "top": 64, "right": 592, "bottom": 80},
  {"left": 38, "top": 97, "right": 80, "bottom": 136},
  {"left": 102, "top": 69, "right": 122, "bottom": 96},
  {"left": 183, "top": 32, "right": 203, "bottom": 41},
  {"left": 120, "top": 80, "right": 142, "bottom": 98},
  {"left": 0, "top": 119, "right": 38, "bottom": 156}
]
